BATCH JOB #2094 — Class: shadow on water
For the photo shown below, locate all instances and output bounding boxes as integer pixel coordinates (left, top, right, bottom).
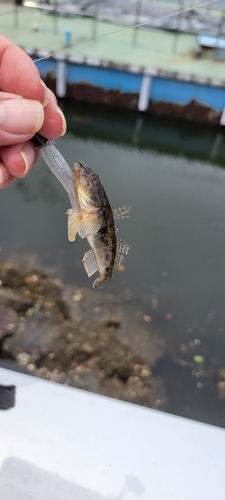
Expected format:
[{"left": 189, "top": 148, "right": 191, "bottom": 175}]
[{"left": 1, "top": 101, "right": 225, "bottom": 426}]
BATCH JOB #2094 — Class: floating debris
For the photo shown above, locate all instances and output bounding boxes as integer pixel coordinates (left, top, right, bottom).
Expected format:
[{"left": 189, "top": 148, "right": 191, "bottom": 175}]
[
  {"left": 193, "top": 355, "right": 205, "bottom": 365},
  {"left": 218, "top": 381, "right": 225, "bottom": 400},
  {"left": 143, "top": 315, "right": 151, "bottom": 323}
]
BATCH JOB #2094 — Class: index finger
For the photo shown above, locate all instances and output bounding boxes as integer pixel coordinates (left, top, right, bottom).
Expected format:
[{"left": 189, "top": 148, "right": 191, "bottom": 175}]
[{"left": 0, "top": 34, "right": 47, "bottom": 105}]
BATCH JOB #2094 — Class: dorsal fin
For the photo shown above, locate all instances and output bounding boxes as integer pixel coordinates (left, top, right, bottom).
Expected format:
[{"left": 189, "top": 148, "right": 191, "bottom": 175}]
[{"left": 113, "top": 206, "right": 132, "bottom": 221}]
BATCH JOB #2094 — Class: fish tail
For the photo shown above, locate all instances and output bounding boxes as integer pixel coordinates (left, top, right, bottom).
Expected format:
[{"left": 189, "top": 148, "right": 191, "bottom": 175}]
[{"left": 92, "top": 274, "right": 114, "bottom": 289}]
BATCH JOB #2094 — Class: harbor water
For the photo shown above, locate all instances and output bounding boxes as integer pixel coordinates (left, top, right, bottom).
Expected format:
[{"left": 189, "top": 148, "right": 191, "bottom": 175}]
[{"left": 1, "top": 101, "right": 225, "bottom": 426}]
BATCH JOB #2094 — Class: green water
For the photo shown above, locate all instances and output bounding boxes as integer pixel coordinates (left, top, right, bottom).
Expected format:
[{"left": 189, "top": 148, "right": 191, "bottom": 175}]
[{"left": 2, "top": 101, "right": 225, "bottom": 426}]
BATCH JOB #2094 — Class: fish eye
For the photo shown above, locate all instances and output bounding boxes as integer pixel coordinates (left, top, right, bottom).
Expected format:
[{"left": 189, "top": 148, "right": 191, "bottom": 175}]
[{"left": 92, "top": 174, "right": 99, "bottom": 184}]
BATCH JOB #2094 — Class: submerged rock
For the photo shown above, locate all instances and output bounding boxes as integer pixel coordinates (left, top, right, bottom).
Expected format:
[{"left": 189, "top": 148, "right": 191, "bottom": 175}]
[
  {"left": 0, "top": 260, "right": 166, "bottom": 408},
  {"left": 0, "top": 305, "right": 18, "bottom": 340}
]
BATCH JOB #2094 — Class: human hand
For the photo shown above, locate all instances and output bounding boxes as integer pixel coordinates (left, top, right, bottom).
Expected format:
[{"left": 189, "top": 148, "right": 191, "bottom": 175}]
[{"left": 0, "top": 34, "right": 66, "bottom": 189}]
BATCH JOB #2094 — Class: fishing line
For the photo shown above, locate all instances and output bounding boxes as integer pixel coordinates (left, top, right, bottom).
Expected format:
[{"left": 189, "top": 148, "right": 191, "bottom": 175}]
[{"left": 32, "top": 0, "right": 218, "bottom": 64}]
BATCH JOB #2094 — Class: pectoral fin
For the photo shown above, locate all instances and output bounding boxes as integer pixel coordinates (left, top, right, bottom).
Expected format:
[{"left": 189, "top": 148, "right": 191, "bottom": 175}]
[
  {"left": 82, "top": 249, "right": 98, "bottom": 277},
  {"left": 113, "top": 206, "right": 132, "bottom": 220},
  {"left": 67, "top": 209, "right": 80, "bottom": 242},
  {"left": 77, "top": 217, "right": 102, "bottom": 239},
  {"left": 114, "top": 238, "right": 130, "bottom": 269}
]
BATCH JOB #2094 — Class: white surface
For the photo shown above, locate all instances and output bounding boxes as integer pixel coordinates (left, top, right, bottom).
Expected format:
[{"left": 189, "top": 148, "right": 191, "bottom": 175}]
[
  {"left": 0, "top": 368, "right": 225, "bottom": 500},
  {"left": 198, "top": 34, "right": 225, "bottom": 50}
]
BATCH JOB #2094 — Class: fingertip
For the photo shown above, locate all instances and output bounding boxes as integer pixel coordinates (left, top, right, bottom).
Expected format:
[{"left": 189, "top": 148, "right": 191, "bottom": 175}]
[
  {"left": 56, "top": 106, "right": 67, "bottom": 136},
  {"left": 20, "top": 144, "right": 36, "bottom": 174},
  {"left": 40, "top": 79, "right": 49, "bottom": 107},
  {"left": 33, "top": 100, "right": 45, "bottom": 133},
  {"left": 38, "top": 89, "right": 67, "bottom": 139},
  {"left": 0, "top": 99, "right": 44, "bottom": 137},
  {"left": 19, "top": 142, "right": 40, "bottom": 176},
  {"left": 0, "top": 143, "right": 38, "bottom": 179},
  {"left": 0, "top": 163, "right": 13, "bottom": 189}
]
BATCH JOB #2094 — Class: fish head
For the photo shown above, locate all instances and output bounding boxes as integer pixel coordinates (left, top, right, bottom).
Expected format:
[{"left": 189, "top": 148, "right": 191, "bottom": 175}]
[{"left": 73, "top": 161, "right": 101, "bottom": 211}]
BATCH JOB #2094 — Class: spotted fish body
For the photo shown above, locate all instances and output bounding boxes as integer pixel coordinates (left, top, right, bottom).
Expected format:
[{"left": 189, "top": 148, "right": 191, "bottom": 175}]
[
  {"left": 67, "top": 162, "right": 130, "bottom": 288},
  {"left": 31, "top": 135, "right": 130, "bottom": 289}
]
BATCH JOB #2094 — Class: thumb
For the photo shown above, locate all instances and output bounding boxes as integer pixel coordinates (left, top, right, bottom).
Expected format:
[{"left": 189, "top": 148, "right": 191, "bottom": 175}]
[{"left": 0, "top": 98, "right": 44, "bottom": 146}]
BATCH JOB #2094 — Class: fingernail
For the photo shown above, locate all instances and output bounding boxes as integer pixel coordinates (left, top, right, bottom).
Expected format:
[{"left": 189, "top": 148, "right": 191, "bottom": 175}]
[
  {"left": 56, "top": 106, "right": 67, "bottom": 136},
  {"left": 0, "top": 100, "right": 44, "bottom": 135},
  {"left": 0, "top": 168, "right": 3, "bottom": 184},
  {"left": 40, "top": 79, "right": 49, "bottom": 107},
  {"left": 19, "top": 143, "right": 35, "bottom": 174}
]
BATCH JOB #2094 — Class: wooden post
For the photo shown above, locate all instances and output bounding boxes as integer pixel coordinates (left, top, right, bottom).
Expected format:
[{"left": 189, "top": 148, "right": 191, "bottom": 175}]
[
  {"left": 217, "top": 10, "right": 225, "bottom": 39},
  {"left": 132, "top": 0, "right": 142, "bottom": 47},
  {"left": 53, "top": 0, "right": 58, "bottom": 35},
  {"left": 14, "top": 3, "right": 19, "bottom": 28},
  {"left": 92, "top": 0, "right": 100, "bottom": 40},
  {"left": 172, "top": 0, "right": 183, "bottom": 54}
]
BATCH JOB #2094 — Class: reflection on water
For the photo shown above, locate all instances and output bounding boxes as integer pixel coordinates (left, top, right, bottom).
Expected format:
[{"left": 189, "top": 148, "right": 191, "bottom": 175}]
[
  {"left": 16, "top": 171, "right": 64, "bottom": 206},
  {"left": 1, "top": 102, "right": 225, "bottom": 426}
]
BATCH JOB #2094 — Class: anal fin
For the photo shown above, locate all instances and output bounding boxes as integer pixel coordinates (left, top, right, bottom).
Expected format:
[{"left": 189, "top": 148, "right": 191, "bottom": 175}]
[
  {"left": 114, "top": 238, "right": 130, "bottom": 269},
  {"left": 82, "top": 249, "right": 98, "bottom": 277}
]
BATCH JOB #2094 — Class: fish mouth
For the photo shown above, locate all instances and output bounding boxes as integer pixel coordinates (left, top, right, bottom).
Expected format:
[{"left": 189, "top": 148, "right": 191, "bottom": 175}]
[
  {"left": 78, "top": 161, "right": 89, "bottom": 173},
  {"left": 74, "top": 161, "right": 90, "bottom": 180}
]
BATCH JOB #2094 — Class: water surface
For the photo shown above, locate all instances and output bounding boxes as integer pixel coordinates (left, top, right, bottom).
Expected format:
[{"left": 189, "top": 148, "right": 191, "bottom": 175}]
[{"left": 1, "top": 102, "right": 225, "bottom": 426}]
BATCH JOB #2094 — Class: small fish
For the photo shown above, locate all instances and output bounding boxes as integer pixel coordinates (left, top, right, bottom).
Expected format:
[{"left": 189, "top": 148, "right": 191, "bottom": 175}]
[
  {"left": 31, "top": 135, "right": 131, "bottom": 289},
  {"left": 67, "top": 161, "right": 131, "bottom": 288}
]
